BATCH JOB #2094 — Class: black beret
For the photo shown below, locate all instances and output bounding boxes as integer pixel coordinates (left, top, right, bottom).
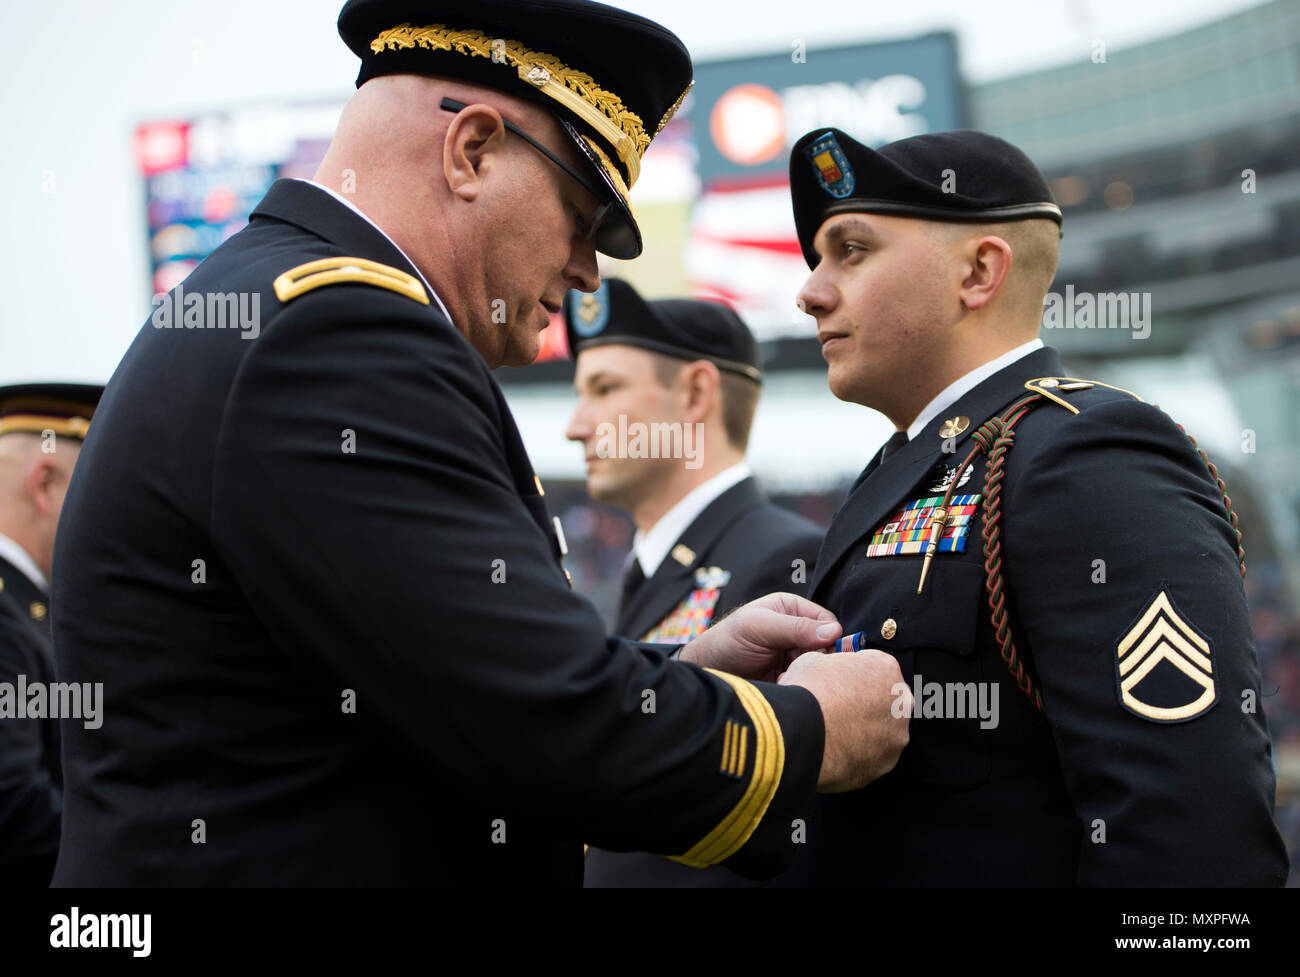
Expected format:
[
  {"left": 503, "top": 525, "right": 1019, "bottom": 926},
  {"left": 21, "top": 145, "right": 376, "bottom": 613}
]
[
  {"left": 789, "top": 127, "right": 1062, "bottom": 269},
  {"left": 564, "top": 279, "right": 762, "bottom": 383},
  {"left": 337, "top": 0, "right": 694, "bottom": 260},
  {"left": 0, "top": 383, "right": 104, "bottom": 441}
]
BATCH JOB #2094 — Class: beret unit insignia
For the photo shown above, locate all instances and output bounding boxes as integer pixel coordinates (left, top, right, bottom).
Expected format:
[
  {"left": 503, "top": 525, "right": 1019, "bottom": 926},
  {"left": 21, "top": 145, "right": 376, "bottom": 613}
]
[
  {"left": 805, "top": 132, "right": 855, "bottom": 199},
  {"left": 573, "top": 279, "right": 610, "bottom": 338}
]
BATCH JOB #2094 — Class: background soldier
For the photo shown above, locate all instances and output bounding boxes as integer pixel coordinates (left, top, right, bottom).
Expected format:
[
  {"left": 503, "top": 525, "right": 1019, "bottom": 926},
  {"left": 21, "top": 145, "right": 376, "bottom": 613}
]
[
  {"left": 564, "top": 278, "right": 824, "bottom": 887},
  {"left": 0, "top": 383, "right": 101, "bottom": 885},
  {"left": 49, "top": 0, "right": 909, "bottom": 886},
  {"left": 781, "top": 126, "right": 1289, "bottom": 886}
]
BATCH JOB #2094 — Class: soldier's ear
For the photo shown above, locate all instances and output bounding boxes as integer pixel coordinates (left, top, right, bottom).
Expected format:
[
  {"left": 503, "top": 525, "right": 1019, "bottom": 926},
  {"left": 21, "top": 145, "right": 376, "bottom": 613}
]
[
  {"left": 443, "top": 104, "right": 508, "bottom": 202},
  {"left": 681, "top": 361, "right": 721, "bottom": 423},
  {"left": 959, "top": 235, "right": 1013, "bottom": 312},
  {"left": 23, "top": 453, "right": 62, "bottom": 517}
]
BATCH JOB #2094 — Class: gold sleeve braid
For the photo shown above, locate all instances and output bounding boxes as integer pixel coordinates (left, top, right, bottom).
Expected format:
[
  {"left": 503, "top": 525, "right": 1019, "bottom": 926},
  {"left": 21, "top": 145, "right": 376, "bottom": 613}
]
[{"left": 669, "top": 668, "right": 786, "bottom": 868}]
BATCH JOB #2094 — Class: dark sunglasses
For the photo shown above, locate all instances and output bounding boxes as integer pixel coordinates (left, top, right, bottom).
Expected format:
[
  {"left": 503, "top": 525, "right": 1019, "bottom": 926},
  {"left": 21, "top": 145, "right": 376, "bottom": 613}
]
[{"left": 439, "top": 97, "right": 612, "bottom": 242}]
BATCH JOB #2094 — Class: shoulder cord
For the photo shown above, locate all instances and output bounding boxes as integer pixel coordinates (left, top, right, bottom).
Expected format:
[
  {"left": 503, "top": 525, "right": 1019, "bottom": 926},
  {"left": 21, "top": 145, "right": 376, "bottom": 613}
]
[
  {"left": 922, "top": 393, "right": 1246, "bottom": 716},
  {"left": 1155, "top": 408, "right": 1246, "bottom": 579}
]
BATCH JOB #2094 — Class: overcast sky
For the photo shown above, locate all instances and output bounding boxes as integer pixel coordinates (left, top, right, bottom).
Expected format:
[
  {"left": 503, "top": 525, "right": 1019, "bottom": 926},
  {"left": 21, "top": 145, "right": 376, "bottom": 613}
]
[{"left": 0, "top": 0, "right": 1266, "bottom": 383}]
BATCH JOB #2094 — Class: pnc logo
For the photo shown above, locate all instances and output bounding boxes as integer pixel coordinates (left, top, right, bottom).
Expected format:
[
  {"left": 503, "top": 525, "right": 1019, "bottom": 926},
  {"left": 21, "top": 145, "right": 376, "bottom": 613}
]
[{"left": 708, "top": 75, "right": 930, "bottom": 168}]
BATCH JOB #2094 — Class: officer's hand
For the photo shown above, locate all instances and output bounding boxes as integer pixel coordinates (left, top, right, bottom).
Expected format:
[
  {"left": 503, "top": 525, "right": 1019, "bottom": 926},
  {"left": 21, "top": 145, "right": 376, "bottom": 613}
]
[
  {"left": 678, "top": 592, "right": 842, "bottom": 683},
  {"left": 779, "top": 649, "right": 911, "bottom": 793}
]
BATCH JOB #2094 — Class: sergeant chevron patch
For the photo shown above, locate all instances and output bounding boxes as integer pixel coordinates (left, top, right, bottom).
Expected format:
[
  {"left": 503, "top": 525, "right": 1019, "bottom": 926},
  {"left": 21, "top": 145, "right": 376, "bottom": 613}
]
[{"left": 1115, "top": 588, "right": 1218, "bottom": 723}]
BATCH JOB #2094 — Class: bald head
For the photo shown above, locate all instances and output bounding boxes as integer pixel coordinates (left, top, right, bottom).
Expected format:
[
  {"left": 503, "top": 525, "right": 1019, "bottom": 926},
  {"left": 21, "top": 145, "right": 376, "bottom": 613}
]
[
  {"left": 312, "top": 74, "right": 601, "bottom": 368},
  {"left": 0, "top": 433, "right": 82, "bottom": 579}
]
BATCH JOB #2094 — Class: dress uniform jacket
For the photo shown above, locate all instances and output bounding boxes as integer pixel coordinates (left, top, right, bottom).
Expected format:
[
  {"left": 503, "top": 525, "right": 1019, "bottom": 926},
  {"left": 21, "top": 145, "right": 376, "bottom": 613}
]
[
  {"left": 586, "top": 477, "right": 824, "bottom": 886},
  {"left": 50, "top": 179, "right": 824, "bottom": 886},
  {"left": 617, "top": 478, "right": 823, "bottom": 642},
  {"left": 781, "top": 345, "right": 1288, "bottom": 887},
  {"left": 0, "top": 554, "right": 61, "bottom": 886}
]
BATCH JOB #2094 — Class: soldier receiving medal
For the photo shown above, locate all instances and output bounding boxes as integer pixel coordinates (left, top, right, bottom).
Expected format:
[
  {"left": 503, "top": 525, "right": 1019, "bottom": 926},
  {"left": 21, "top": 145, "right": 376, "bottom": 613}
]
[{"left": 779, "top": 126, "right": 1288, "bottom": 885}]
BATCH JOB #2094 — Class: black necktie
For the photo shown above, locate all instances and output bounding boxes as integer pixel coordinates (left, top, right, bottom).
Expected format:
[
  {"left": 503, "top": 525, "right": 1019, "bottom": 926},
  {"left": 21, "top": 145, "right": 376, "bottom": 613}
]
[
  {"left": 879, "top": 430, "right": 909, "bottom": 463},
  {"left": 620, "top": 557, "right": 646, "bottom": 610}
]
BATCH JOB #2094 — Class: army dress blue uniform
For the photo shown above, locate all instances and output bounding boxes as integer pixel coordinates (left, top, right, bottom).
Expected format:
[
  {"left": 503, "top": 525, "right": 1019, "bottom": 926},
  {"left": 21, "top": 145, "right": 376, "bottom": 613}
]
[
  {"left": 49, "top": 0, "right": 826, "bottom": 886},
  {"left": 560, "top": 277, "right": 828, "bottom": 886},
  {"left": 781, "top": 345, "right": 1289, "bottom": 886},
  {"left": 586, "top": 474, "right": 824, "bottom": 887},
  {"left": 0, "top": 383, "right": 101, "bottom": 887},
  {"left": 616, "top": 477, "right": 823, "bottom": 645},
  {"left": 779, "top": 125, "right": 1287, "bottom": 886},
  {"left": 0, "top": 550, "right": 61, "bottom": 886}
]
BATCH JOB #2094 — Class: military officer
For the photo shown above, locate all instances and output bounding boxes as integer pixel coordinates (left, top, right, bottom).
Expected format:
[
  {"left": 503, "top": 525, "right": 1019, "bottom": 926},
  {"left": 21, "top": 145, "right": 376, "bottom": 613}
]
[
  {"left": 780, "top": 127, "right": 1289, "bottom": 886},
  {"left": 50, "top": 0, "right": 909, "bottom": 886},
  {"left": 0, "top": 383, "right": 101, "bottom": 885},
  {"left": 563, "top": 279, "right": 824, "bottom": 887}
]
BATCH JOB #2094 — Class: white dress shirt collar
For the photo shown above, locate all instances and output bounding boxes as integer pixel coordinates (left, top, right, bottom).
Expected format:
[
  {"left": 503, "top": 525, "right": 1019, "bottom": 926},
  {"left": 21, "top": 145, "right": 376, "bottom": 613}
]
[
  {"left": 294, "top": 179, "right": 454, "bottom": 326},
  {"left": 633, "top": 463, "right": 752, "bottom": 578},
  {"left": 0, "top": 532, "right": 48, "bottom": 595},
  {"left": 906, "top": 339, "right": 1045, "bottom": 441}
]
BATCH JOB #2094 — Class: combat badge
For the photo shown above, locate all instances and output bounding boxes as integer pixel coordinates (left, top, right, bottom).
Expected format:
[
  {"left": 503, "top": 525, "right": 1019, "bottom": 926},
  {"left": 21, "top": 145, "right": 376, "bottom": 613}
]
[
  {"left": 805, "top": 132, "right": 855, "bottom": 198},
  {"left": 694, "top": 566, "right": 731, "bottom": 589},
  {"left": 928, "top": 461, "right": 974, "bottom": 494},
  {"left": 1115, "top": 587, "right": 1218, "bottom": 723}
]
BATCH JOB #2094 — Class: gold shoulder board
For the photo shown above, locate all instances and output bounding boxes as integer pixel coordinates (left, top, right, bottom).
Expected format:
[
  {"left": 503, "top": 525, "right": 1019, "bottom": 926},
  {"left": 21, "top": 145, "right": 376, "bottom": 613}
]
[
  {"left": 273, "top": 257, "right": 429, "bottom": 306},
  {"left": 1024, "top": 376, "right": 1142, "bottom": 415}
]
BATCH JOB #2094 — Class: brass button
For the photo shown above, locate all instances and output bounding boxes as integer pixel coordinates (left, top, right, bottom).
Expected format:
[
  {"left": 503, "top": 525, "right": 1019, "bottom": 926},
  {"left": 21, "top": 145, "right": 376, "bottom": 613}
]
[
  {"left": 30, "top": 601, "right": 47, "bottom": 621},
  {"left": 880, "top": 618, "right": 897, "bottom": 640}
]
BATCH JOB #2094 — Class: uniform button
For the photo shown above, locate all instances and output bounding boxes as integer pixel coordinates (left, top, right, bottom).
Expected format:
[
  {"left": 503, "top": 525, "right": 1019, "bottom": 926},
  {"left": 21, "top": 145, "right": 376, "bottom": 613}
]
[
  {"left": 881, "top": 618, "right": 897, "bottom": 640},
  {"left": 30, "top": 601, "right": 47, "bottom": 621}
]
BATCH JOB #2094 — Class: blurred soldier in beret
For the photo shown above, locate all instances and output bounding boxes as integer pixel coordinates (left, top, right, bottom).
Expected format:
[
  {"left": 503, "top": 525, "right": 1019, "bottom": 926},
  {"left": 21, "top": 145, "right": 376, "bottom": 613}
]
[
  {"left": 781, "top": 126, "right": 1288, "bottom": 886},
  {"left": 0, "top": 383, "right": 101, "bottom": 886},
  {"left": 50, "top": 1, "right": 909, "bottom": 886},
  {"left": 563, "top": 278, "right": 824, "bottom": 887}
]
